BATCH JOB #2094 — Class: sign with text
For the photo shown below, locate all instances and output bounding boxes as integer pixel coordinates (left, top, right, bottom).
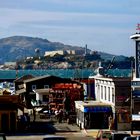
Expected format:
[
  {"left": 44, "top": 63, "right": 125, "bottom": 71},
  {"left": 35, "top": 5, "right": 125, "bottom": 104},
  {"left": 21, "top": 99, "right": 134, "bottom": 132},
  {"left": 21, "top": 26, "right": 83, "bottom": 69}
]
[{"left": 131, "top": 81, "right": 140, "bottom": 86}]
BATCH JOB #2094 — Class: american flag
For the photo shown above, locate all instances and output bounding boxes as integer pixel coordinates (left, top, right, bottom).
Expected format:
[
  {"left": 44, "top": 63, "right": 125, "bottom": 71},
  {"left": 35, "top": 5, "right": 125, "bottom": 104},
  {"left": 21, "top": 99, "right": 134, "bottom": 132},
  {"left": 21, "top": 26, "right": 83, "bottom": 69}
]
[{"left": 136, "top": 23, "right": 140, "bottom": 31}]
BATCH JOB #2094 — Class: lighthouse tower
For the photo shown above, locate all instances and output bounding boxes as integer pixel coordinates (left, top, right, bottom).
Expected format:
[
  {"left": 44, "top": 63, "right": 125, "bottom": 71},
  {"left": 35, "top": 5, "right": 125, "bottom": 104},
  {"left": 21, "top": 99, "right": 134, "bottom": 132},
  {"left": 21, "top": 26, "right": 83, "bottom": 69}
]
[{"left": 130, "top": 24, "right": 140, "bottom": 79}]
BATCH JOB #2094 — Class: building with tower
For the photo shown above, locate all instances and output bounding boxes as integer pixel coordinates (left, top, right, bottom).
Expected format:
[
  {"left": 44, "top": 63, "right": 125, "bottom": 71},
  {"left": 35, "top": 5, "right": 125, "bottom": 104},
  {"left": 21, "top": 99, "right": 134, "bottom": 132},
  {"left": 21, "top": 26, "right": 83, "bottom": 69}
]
[{"left": 89, "top": 62, "right": 131, "bottom": 131}]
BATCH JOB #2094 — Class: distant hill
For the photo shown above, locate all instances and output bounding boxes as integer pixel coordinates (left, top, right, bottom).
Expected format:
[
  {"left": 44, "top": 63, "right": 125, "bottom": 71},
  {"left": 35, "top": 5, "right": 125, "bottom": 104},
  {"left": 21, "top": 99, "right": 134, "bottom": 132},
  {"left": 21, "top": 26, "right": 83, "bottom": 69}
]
[{"left": 0, "top": 36, "right": 126, "bottom": 63}]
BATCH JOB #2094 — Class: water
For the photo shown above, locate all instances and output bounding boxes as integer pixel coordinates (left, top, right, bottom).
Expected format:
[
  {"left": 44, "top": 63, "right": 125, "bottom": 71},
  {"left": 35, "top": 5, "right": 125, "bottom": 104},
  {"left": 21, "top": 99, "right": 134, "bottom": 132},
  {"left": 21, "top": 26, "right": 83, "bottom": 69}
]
[{"left": 0, "top": 69, "right": 131, "bottom": 79}]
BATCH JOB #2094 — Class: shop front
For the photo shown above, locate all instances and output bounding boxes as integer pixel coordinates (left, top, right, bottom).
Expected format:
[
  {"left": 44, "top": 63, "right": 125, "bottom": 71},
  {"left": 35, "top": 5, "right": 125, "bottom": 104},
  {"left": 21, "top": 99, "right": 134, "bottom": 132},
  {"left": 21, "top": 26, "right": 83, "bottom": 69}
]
[
  {"left": 116, "top": 107, "right": 131, "bottom": 131},
  {"left": 75, "top": 101, "right": 113, "bottom": 129},
  {"left": 0, "top": 104, "right": 17, "bottom": 132}
]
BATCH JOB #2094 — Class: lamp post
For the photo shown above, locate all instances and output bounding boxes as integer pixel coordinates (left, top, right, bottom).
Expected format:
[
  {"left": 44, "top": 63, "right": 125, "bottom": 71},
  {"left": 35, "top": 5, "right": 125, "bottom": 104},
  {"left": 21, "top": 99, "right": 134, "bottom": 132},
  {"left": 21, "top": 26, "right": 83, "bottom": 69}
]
[{"left": 131, "top": 60, "right": 134, "bottom": 134}]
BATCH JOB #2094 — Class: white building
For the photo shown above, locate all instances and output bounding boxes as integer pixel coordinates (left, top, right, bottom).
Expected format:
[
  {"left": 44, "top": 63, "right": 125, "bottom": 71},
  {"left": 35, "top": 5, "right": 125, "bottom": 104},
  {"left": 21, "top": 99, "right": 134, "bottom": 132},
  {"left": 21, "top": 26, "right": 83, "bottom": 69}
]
[
  {"left": 32, "top": 88, "right": 50, "bottom": 106},
  {"left": 44, "top": 50, "right": 66, "bottom": 57},
  {"left": 44, "top": 50, "right": 76, "bottom": 57},
  {"left": 88, "top": 65, "right": 131, "bottom": 130}
]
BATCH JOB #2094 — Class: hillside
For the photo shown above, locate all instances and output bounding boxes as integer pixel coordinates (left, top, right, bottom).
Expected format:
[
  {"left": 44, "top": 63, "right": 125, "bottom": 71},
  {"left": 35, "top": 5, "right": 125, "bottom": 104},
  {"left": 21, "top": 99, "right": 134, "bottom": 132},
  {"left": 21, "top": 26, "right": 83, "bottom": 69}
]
[
  {"left": 0, "top": 36, "right": 126, "bottom": 63},
  {"left": 0, "top": 36, "right": 85, "bottom": 63},
  {"left": 98, "top": 52, "right": 126, "bottom": 61}
]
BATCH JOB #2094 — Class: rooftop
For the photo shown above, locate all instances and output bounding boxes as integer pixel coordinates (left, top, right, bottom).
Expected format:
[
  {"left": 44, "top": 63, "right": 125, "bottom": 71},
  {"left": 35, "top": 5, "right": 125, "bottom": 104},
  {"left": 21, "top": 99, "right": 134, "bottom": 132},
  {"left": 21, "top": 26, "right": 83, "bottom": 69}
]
[{"left": 75, "top": 100, "right": 112, "bottom": 107}]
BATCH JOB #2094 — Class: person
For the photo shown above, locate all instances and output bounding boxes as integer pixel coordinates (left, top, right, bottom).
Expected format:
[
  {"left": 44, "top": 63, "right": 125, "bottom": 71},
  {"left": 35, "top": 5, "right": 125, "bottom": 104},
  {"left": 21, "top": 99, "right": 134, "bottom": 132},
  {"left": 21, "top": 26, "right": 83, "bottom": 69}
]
[
  {"left": 55, "top": 109, "right": 59, "bottom": 116},
  {"left": 33, "top": 108, "right": 36, "bottom": 122},
  {"left": 85, "top": 115, "right": 89, "bottom": 128},
  {"left": 20, "top": 114, "right": 27, "bottom": 131},
  {"left": 55, "top": 109, "right": 59, "bottom": 121},
  {"left": 58, "top": 109, "right": 63, "bottom": 123},
  {"left": 108, "top": 115, "right": 113, "bottom": 130},
  {"left": 25, "top": 113, "right": 30, "bottom": 129}
]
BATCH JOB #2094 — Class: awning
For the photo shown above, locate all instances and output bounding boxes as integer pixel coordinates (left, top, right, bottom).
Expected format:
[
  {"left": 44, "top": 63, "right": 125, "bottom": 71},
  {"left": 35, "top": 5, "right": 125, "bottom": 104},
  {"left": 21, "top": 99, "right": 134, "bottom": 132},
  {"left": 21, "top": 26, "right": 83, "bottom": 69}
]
[
  {"left": 16, "top": 89, "right": 26, "bottom": 95},
  {"left": 132, "top": 90, "right": 140, "bottom": 97},
  {"left": 84, "top": 106, "right": 112, "bottom": 113}
]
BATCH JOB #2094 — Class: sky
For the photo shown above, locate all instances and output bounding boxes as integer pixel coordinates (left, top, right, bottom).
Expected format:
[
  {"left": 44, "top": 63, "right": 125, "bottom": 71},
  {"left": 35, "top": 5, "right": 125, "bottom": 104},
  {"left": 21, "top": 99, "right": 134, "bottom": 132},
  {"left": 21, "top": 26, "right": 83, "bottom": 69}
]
[{"left": 0, "top": 0, "right": 139, "bottom": 56}]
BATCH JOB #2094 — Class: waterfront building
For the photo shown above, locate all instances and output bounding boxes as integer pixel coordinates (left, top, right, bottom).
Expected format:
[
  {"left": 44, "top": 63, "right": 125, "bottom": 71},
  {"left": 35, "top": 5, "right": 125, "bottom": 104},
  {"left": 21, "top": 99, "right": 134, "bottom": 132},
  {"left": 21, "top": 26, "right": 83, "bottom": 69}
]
[
  {"left": 44, "top": 50, "right": 84, "bottom": 57},
  {"left": 76, "top": 63, "right": 131, "bottom": 130},
  {"left": 75, "top": 100, "right": 112, "bottom": 129},
  {"left": 44, "top": 50, "right": 67, "bottom": 57},
  {"left": 92, "top": 75, "right": 131, "bottom": 130},
  {"left": 15, "top": 75, "right": 84, "bottom": 112}
]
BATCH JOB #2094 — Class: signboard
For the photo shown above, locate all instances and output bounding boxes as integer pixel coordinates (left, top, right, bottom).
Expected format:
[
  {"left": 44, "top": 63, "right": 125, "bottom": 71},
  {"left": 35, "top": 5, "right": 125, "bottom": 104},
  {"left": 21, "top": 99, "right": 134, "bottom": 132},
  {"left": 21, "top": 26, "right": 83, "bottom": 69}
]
[
  {"left": 84, "top": 106, "right": 112, "bottom": 113},
  {"left": 136, "top": 41, "right": 140, "bottom": 78},
  {"left": 131, "top": 81, "right": 140, "bottom": 86},
  {"left": 116, "top": 96, "right": 127, "bottom": 102},
  {"left": 132, "top": 114, "right": 140, "bottom": 121}
]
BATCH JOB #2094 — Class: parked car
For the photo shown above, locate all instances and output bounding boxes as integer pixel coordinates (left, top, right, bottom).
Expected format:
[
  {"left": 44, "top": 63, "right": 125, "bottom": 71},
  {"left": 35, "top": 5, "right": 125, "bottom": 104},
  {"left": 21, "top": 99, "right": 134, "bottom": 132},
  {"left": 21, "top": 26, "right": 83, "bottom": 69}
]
[
  {"left": 96, "top": 130, "right": 130, "bottom": 140},
  {"left": 0, "top": 133, "right": 6, "bottom": 140},
  {"left": 135, "top": 136, "right": 140, "bottom": 140},
  {"left": 123, "top": 136, "right": 136, "bottom": 140},
  {"left": 112, "top": 133, "right": 131, "bottom": 140},
  {"left": 43, "top": 135, "right": 67, "bottom": 140},
  {"left": 96, "top": 130, "right": 112, "bottom": 140}
]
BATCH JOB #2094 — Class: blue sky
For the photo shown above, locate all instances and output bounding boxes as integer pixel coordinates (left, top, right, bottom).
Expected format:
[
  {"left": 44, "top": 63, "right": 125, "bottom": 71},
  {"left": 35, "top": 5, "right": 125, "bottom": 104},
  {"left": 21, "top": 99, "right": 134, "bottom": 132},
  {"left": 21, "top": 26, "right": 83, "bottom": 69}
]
[{"left": 0, "top": 0, "right": 139, "bottom": 56}]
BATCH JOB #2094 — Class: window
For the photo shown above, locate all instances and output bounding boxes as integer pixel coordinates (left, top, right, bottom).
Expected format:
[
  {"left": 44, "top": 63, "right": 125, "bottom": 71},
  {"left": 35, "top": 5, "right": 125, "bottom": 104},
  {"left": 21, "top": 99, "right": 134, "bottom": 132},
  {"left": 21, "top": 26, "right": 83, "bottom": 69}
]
[
  {"left": 43, "top": 95, "right": 49, "bottom": 102},
  {"left": 32, "top": 85, "right": 36, "bottom": 90},
  {"left": 44, "top": 85, "right": 49, "bottom": 89},
  {"left": 108, "top": 87, "right": 110, "bottom": 101},
  {"left": 104, "top": 86, "right": 106, "bottom": 100},
  {"left": 97, "top": 85, "right": 100, "bottom": 99},
  {"left": 112, "top": 94, "right": 115, "bottom": 103},
  {"left": 112, "top": 88, "right": 115, "bottom": 103},
  {"left": 101, "top": 86, "right": 103, "bottom": 99}
]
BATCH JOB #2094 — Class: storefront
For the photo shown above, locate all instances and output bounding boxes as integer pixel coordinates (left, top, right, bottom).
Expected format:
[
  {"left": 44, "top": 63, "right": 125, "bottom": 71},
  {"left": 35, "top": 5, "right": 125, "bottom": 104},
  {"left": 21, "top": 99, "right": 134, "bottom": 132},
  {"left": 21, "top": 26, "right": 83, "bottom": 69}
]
[
  {"left": 116, "top": 107, "right": 131, "bottom": 131},
  {"left": 75, "top": 101, "right": 112, "bottom": 129},
  {"left": 131, "top": 114, "right": 140, "bottom": 132}
]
